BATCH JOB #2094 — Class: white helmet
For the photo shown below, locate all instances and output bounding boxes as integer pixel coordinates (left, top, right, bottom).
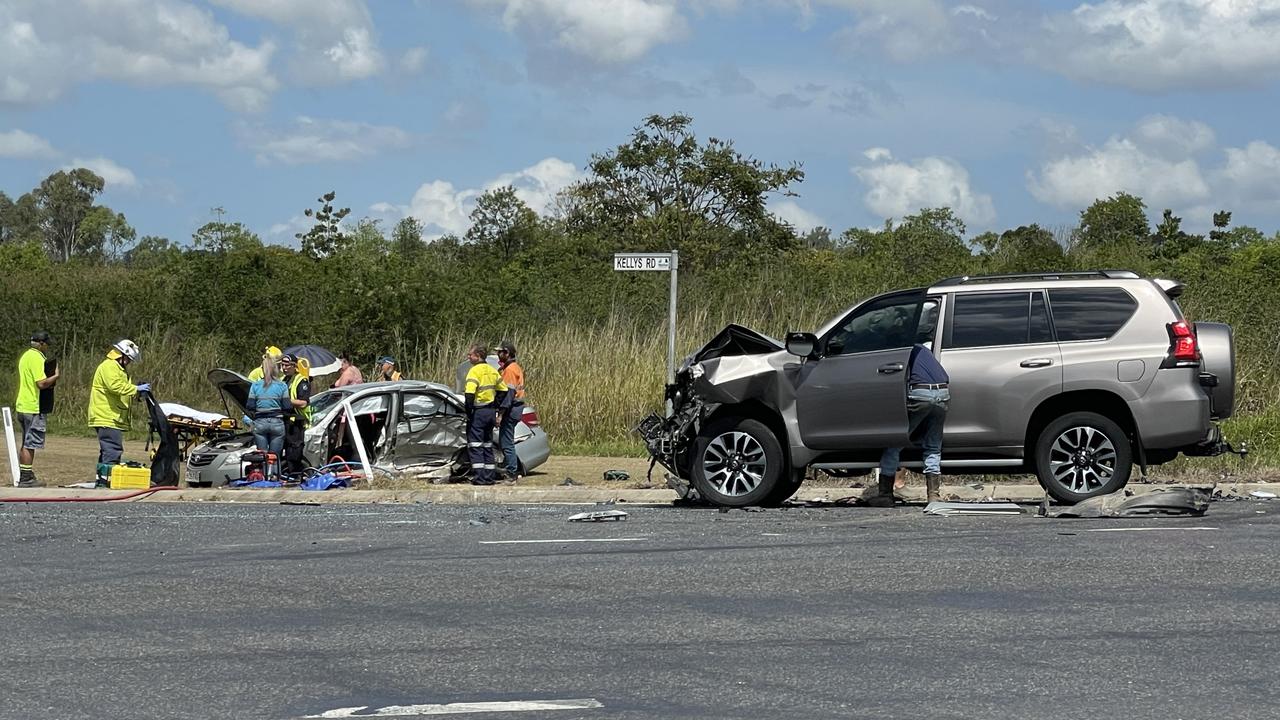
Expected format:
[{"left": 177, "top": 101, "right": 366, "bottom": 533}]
[{"left": 112, "top": 338, "right": 141, "bottom": 363}]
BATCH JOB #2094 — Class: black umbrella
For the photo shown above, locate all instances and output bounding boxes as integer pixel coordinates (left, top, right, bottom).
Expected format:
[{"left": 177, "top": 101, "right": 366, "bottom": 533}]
[{"left": 284, "top": 345, "right": 340, "bottom": 377}]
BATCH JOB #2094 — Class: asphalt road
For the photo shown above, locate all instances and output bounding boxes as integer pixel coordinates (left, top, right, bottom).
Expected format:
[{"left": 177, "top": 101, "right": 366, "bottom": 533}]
[{"left": 2, "top": 499, "right": 1278, "bottom": 720}]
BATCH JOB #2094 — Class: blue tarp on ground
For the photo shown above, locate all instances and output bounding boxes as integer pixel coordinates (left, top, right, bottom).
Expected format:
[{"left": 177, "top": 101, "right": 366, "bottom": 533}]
[
  {"left": 300, "top": 473, "right": 350, "bottom": 491},
  {"left": 229, "top": 479, "right": 284, "bottom": 488}
]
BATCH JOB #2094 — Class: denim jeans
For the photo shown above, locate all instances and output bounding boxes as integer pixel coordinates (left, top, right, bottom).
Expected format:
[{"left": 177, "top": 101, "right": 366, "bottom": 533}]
[
  {"left": 252, "top": 417, "right": 286, "bottom": 456},
  {"left": 499, "top": 403, "right": 522, "bottom": 476},
  {"left": 880, "top": 387, "right": 950, "bottom": 476}
]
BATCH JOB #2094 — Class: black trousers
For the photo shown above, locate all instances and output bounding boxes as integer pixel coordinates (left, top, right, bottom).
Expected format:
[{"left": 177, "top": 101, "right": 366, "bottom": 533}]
[{"left": 284, "top": 419, "right": 307, "bottom": 474}]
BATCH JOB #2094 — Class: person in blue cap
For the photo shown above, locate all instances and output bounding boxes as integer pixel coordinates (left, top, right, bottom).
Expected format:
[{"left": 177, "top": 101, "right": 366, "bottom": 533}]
[{"left": 376, "top": 356, "right": 402, "bottom": 382}]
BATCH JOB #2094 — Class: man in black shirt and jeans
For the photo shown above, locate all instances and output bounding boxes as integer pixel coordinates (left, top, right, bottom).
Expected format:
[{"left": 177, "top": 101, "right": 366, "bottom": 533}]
[{"left": 867, "top": 344, "right": 950, "bottom": 507}]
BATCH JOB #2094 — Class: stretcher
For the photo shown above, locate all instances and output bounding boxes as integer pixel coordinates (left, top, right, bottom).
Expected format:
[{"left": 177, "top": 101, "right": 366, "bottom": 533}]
[{"left": 157, "top": 401, "right": 240, "bottom": 458}]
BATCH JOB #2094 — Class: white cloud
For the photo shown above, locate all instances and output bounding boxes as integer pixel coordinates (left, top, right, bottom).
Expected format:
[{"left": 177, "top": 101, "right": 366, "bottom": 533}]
[
  {"left": 488, "top": 157, "right": 581, "bottom": 213},
  {"left": 400, "top": 46, "right": 429, "bottom": 74},
  {"left": 863, "top": 147, "right": 892, "bottom": 162},
  {"left": 1217, "top": 141, "right": 1280, "bottom": 210},
  {"left": 771, "top": 199, "right": 825, "bottom": 232},
  {"left": 1132, "top": 114, "right": 1216, "bottom": 155},
  {"left": 268, "top": 214, "right": 311, "bottom": 238},
  {"left": 237, "top": 116, "right": 412, "bottom": 165},
  {"left": 1040, "top": 0, "right": 1280, "bottom": 91},
  {"left": 470, "top": 0, "right": 687, "bottom": 63},
  {"left": 375, "top": 157, "right": 582, "bottom": 237},
  {"left": 0, "top": 129, "right": 56, "bottom": 159},
  {"left": 210, "top": 0, "right": 385, "bottom": 82},
  {"left": 0, "top": 0, "right": 278, "bottom": 112},
  {"left": 828, "top": 0, "right": 956, "bottom": 61},
  {"left": 64, "top": 157, "right": 138, "bottom": 189},
  {"left": 854, "top": 149, "right": 996, "bottom": 227},
  {"left": 1027, "top": 117, "right": 1213, "bottom": 210}
]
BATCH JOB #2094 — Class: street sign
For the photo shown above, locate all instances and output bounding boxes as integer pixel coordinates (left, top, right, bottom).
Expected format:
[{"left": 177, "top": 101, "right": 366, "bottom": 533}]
[
  {"left": 613, "top": 253, "right": 672, "bottom": 271},
  {"left": 613, "top": 251, "right": 680, "bottom": 416}
]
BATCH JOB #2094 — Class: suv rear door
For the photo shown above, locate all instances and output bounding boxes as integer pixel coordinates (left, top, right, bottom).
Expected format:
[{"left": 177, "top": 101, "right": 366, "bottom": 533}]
[
  {"left": 939, "top": 290, "right": 1062, "bottom": 451},
  {"left": 795, "top": 291, "right": 932, "bottom": 449}
]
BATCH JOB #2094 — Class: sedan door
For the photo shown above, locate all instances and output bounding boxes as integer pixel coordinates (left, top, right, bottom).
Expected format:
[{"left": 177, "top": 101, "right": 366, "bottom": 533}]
[
  {"left": 389, "top": 390, "right": 466, "bottom": 468},
  {"left": 795, "top": 291, "right": 932, "bottom": 450}
]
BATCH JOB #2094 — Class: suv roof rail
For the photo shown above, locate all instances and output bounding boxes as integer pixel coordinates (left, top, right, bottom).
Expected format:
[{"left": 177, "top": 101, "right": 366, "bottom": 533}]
[{"left": 933, "top": 270, "right": 1141, "bottom": 287}]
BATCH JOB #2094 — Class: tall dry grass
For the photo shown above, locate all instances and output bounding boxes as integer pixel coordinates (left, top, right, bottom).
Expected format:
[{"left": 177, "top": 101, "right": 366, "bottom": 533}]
[{"left": 4, "top": 291, "right": 1279, "bottom": 468}]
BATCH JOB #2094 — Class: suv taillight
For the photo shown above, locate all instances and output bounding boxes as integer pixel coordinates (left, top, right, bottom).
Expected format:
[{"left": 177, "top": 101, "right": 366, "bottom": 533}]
[
  {"left": 1167, "top": 320, "right": 1200, "bottom": 364},
  {"left": 521, "top": 407, "right": 540, "bottom": 427}
]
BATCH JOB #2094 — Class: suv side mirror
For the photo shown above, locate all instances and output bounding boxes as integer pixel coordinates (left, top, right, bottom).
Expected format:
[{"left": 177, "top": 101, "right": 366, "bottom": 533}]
[{"left": 785, "top": 332, "right": 820, "bottom": 359}]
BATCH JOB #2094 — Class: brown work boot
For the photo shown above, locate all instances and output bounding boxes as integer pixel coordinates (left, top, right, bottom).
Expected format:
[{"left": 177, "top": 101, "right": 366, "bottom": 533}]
[
  {"left": 925, "top": 473, "right": 942, "bottom": 503},
  {"left": 865, "top": 472, "right": 896, "bottom": 507}
]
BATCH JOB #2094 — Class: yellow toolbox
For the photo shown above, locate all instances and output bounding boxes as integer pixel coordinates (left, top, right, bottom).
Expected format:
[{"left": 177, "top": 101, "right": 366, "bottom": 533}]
[{"left": 109, "top": 464, "right": 151, "bottom": 490}]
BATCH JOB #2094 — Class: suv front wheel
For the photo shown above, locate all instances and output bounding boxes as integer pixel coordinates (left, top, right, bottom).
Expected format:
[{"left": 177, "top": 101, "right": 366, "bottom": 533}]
[
  {"left": 1034, "top": 412, "right": 1133, "bottom": 503},
  {"left": 692, "top": 417, "right": 784, "bottom": 507}
]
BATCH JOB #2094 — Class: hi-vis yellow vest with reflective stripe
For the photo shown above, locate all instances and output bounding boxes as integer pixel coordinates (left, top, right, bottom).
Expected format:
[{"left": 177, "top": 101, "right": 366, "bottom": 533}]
[
  {"left": 464, "top": 363, "right": 506, "bottom": 406},
  {"left": 288, "top": 373, "right": 312, "bottom": 426}
]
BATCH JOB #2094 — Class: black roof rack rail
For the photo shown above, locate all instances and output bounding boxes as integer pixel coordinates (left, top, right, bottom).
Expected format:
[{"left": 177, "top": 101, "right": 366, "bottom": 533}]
[{"left": 933, "top": 270, "right": 1140, "bottom": 287}]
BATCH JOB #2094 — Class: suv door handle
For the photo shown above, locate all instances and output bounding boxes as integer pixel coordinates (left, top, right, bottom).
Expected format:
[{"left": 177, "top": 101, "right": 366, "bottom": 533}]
[
  {"left": 878, "top": 363, "right": 904, "bottom": 374},
  {"left": 1020, "top": 358, "right": 1053, "bottom": 368}
]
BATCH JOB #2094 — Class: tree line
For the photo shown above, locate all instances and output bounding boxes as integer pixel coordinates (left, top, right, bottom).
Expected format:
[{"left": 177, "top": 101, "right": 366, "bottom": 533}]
[{"left": 2, "top": 113, "right": 1280, "bottom": 434}]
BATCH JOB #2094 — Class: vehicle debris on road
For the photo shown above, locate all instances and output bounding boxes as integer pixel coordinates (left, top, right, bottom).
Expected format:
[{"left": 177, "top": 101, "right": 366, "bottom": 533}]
[
  {"left": 567, "top": 510, "right": 628, "bottom": 522},
  {"left": 923, "top": 501, "right": 1023, "bottom": 516},
  {"left": 1038, "top": 487, "right": 1210, "bottom": 518}
]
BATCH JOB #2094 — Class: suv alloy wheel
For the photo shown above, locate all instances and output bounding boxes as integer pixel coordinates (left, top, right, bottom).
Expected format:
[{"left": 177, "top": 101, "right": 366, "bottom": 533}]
[
  {"left": 1034, "top": 411, "right": 1133, "bottom": 503},
  {"left": 692, "top": 417, "right": 784, "bottom": 507}
]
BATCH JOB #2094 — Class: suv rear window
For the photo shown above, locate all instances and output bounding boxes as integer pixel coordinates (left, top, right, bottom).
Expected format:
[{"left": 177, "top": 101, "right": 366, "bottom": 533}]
[
  {"left": 948, "top": 292, "right": 1032, "bottom": 349},
  {"left": 1049, "top": 288, "right": 1137, "bottom": 341}
]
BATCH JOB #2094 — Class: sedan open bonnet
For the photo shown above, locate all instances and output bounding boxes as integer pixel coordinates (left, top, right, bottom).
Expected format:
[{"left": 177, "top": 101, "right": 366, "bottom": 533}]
[{"left": 207, "top": 368, "right": 251, "bottom": 418}]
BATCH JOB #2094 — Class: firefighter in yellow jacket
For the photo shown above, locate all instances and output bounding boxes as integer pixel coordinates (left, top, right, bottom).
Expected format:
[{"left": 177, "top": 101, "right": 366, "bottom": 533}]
[
  {"left": 88, "top": 339, "right": 147, "bottom": 486},
  {"left": 463, "top": 343, "right": 507, "bottom": 485}
]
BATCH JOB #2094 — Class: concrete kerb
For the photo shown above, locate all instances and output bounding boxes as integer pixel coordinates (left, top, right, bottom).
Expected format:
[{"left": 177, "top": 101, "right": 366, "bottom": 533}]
[{"left": 0, "top": 482, "right": 1277, "bottom": 506}]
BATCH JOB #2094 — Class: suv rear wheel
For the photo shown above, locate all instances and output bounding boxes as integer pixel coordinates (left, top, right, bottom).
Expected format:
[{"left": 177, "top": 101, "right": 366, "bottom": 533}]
[
  {"left": 1034, "top": 412, "right": 1132, "bottom": 503},
  {"left": 692, "top": 417, "right": 783, "bottom": 507}
]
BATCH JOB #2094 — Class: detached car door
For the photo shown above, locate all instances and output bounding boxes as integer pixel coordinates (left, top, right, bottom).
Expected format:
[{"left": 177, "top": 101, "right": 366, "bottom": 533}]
[
  {"left": 795, "top": 291, "right": 933, "bottom": 450},
  {"left": 390, "top": 390, "right": 466, "bottom": 468}
]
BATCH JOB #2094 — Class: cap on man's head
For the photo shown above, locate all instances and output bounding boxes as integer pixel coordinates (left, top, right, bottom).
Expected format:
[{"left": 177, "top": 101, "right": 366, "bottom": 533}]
[
  {"left": 379, "top": 356, "right": 396, "bottom": 366},
  {"left": 30, "top": 330, "right": 52, "bottom": 344},
  {"left": 280, "top": 353, "right": 298, "bottom": 363}
]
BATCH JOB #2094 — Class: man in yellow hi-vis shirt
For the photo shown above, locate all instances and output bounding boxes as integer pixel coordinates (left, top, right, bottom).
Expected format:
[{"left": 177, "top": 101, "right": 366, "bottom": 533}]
[
  {"left": 15, "top": 330, "right": 59, "bottom": 487},
  {"left": 88, "top": 339, "right": 148, "bottom": 487},
  {"left": 463, "top": 343, "right": 507, "bottom": 485}
]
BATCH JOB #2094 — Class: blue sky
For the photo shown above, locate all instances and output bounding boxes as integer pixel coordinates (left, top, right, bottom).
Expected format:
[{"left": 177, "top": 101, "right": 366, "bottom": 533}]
[{"left": 3, "top": 0, "right": 1280, "bottom": 245}]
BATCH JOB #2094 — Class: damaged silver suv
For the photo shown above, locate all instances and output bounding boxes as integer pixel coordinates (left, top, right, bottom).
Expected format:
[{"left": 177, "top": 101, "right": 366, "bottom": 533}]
[{"left": 639, "top": 271, "right": 1241, "bottom": 506}]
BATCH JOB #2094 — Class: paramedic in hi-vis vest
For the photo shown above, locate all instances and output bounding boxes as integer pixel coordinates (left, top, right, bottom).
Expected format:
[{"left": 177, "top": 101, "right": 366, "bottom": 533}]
[
  {"left": 463, "top": 343, "right": 508, "bottom": 486},
  {"left": 249, "top": 345, "right": 283, "bottom": 381},
  {"left": 88, "top": 339, "right": 148, "bottom": 487},
  {"left": 279, "top": 353, "right": 312, "bottom": 475}
]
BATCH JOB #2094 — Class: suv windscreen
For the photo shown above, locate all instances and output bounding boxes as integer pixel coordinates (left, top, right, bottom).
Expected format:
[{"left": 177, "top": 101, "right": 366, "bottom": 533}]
[
  {"left": 825, "top": 292, "right": 924, "bottom": 355},
  {"left": 1050, "top": 288, "right": 1137, "bottom": 341}
]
